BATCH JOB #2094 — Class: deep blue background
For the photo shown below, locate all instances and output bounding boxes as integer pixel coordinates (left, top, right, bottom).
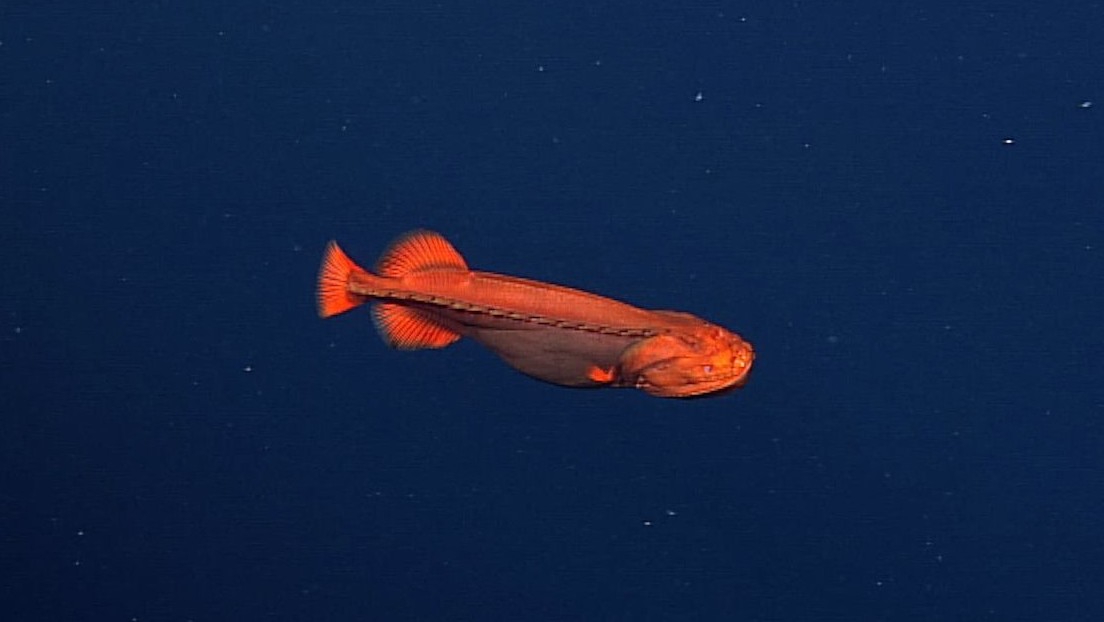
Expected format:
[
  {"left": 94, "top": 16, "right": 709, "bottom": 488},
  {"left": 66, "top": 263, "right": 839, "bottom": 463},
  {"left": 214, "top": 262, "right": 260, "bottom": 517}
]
[{"left": 3, "top": 1, "right": 1103, "bottom": 620}]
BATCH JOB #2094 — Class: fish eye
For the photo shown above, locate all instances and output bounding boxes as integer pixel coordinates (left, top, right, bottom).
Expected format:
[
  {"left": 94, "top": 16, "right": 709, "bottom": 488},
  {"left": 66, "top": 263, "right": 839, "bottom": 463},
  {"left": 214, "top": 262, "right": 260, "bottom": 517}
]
[{"left": 703, "top": 365, "right": 713, "bottom": 374}]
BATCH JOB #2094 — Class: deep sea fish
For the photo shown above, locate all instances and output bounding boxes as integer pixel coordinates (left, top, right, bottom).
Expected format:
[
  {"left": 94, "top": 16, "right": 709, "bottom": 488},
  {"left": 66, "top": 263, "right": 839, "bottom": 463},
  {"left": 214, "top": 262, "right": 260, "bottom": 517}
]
[{"left": 317, "top": 230, "right": 754, "bottom": 398}]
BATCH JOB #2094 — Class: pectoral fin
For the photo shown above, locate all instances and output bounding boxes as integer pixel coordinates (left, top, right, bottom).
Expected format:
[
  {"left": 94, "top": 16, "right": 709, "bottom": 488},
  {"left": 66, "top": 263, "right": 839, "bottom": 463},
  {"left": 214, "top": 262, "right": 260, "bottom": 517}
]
[{"left": 586, "top": 365, "right": 617, "bottom": 384}]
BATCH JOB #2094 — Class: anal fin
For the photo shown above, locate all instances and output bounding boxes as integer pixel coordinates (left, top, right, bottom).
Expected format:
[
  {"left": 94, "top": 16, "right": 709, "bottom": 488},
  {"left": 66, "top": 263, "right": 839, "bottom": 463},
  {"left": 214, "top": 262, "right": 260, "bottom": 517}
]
[{"left": 372, "top": 303, "right": 461, "bottom": 350}]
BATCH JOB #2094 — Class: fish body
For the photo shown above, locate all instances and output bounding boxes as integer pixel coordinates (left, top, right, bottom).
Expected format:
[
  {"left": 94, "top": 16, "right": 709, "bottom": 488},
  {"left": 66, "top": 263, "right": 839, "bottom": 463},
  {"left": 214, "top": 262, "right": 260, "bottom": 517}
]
[{"left": 318, "top": 230, "right": 754, "bottom": 398}]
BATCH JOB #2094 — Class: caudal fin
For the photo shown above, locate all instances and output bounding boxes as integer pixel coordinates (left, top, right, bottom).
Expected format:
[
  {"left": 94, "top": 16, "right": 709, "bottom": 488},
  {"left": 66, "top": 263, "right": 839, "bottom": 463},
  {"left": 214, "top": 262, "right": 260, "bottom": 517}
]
[{"left": 317, "top": 241, "right": 367, "bottom": 318}]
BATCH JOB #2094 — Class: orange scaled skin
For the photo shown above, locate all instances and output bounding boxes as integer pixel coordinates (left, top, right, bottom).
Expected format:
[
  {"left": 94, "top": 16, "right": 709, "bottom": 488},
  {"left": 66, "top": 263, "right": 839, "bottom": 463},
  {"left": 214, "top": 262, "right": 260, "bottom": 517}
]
[{"left": 318, "top": 230, "right": 754, "bottom": 398}]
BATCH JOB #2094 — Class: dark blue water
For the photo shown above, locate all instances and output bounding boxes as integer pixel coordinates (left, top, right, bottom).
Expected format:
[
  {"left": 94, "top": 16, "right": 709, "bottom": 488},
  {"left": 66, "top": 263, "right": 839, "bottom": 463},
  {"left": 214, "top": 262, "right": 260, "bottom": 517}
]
[{"left": 3, "top": 2, "right": 1103, "bottom": 620}]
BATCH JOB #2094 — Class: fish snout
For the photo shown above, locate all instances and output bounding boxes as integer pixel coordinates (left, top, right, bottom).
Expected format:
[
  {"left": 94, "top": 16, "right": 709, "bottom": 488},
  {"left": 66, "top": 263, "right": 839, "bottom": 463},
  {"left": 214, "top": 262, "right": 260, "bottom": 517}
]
[
  {"left": 727, "top": 337, "right": 755, "bottom": 388},
  {"left": 703, "top": 330, "right": 754, "bottom": 388}
]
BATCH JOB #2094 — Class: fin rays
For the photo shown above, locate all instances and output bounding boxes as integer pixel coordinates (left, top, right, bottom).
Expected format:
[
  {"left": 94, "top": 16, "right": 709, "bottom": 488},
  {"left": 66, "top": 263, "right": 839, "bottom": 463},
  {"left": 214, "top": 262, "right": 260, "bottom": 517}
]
[
  {"left": 376, "top": 230, "right": 468, "bottom": 277},
  {"left": 317, "top": 241, "right": 365, "bottom": 318},
  {"left": 373, "top": 303, "right": 461, "bottom": 350}
]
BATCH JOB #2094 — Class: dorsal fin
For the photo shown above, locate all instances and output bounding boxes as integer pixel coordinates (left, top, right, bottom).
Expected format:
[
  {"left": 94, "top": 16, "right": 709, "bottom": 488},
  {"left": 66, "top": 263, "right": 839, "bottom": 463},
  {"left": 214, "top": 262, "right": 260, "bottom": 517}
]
[{"left": 375, "top": 230, "right": 468, "bottom": 278}]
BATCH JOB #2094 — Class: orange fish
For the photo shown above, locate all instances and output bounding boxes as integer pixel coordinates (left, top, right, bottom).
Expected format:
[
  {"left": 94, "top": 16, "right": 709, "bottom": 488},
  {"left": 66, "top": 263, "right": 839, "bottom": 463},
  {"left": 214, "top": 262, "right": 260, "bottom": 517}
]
[{"left": 317, "top": 230, "right": 754, "bottom": 398}]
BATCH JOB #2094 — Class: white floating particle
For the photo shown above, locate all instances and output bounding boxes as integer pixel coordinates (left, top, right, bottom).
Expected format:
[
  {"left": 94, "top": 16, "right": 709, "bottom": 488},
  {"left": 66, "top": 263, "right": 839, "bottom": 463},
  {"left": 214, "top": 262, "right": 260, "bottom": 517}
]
[
  {"left": 1002, "top": 138, "right": 1015, "bottom": 145},
  {"left": 694, "top": 91, "right": 703, "bottom": 102},
  {"left": 1078, "top": 101, "right": 1093, "bottom": 108}
]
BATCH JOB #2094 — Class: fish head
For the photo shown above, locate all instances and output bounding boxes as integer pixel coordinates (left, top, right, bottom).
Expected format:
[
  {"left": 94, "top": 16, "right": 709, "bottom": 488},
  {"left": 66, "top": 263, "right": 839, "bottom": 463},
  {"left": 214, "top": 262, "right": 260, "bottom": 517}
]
[{"left": 619, "top": 324, "right": 754, "bottom": 398}]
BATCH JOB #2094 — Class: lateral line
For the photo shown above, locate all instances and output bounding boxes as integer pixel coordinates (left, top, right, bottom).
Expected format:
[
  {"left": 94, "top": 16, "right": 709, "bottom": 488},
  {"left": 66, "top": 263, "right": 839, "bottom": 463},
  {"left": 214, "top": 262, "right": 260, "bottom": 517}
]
[{"left": 358, "top": 288, "right": 657, "bottom": 338}]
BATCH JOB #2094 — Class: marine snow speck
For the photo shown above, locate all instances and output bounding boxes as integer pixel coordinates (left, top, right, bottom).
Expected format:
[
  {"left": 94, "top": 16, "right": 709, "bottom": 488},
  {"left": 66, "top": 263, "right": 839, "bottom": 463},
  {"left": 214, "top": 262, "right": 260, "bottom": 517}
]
[{"left": 317, "top": 230, "right": 754, "bottom": 398}]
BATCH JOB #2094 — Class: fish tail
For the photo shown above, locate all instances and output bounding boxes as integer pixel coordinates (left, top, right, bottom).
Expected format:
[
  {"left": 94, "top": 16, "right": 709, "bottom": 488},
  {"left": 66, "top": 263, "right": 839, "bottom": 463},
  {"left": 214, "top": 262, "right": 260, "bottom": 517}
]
[
  {"left": 319, "top": 231, "right": 465, "bottom": 350},
  {"left": 317, "top": 240, "right": 370, "bottom": 318}
]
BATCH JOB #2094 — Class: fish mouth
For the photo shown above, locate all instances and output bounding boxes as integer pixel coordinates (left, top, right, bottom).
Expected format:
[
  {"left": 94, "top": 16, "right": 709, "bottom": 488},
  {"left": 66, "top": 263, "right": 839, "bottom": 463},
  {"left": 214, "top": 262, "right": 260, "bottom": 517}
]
[
  {"left": 680, "top": 368, "right": 753, "bottom": 398},
  {"left": 638, "top": 362, "right": 753, "bottom": 398}
]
